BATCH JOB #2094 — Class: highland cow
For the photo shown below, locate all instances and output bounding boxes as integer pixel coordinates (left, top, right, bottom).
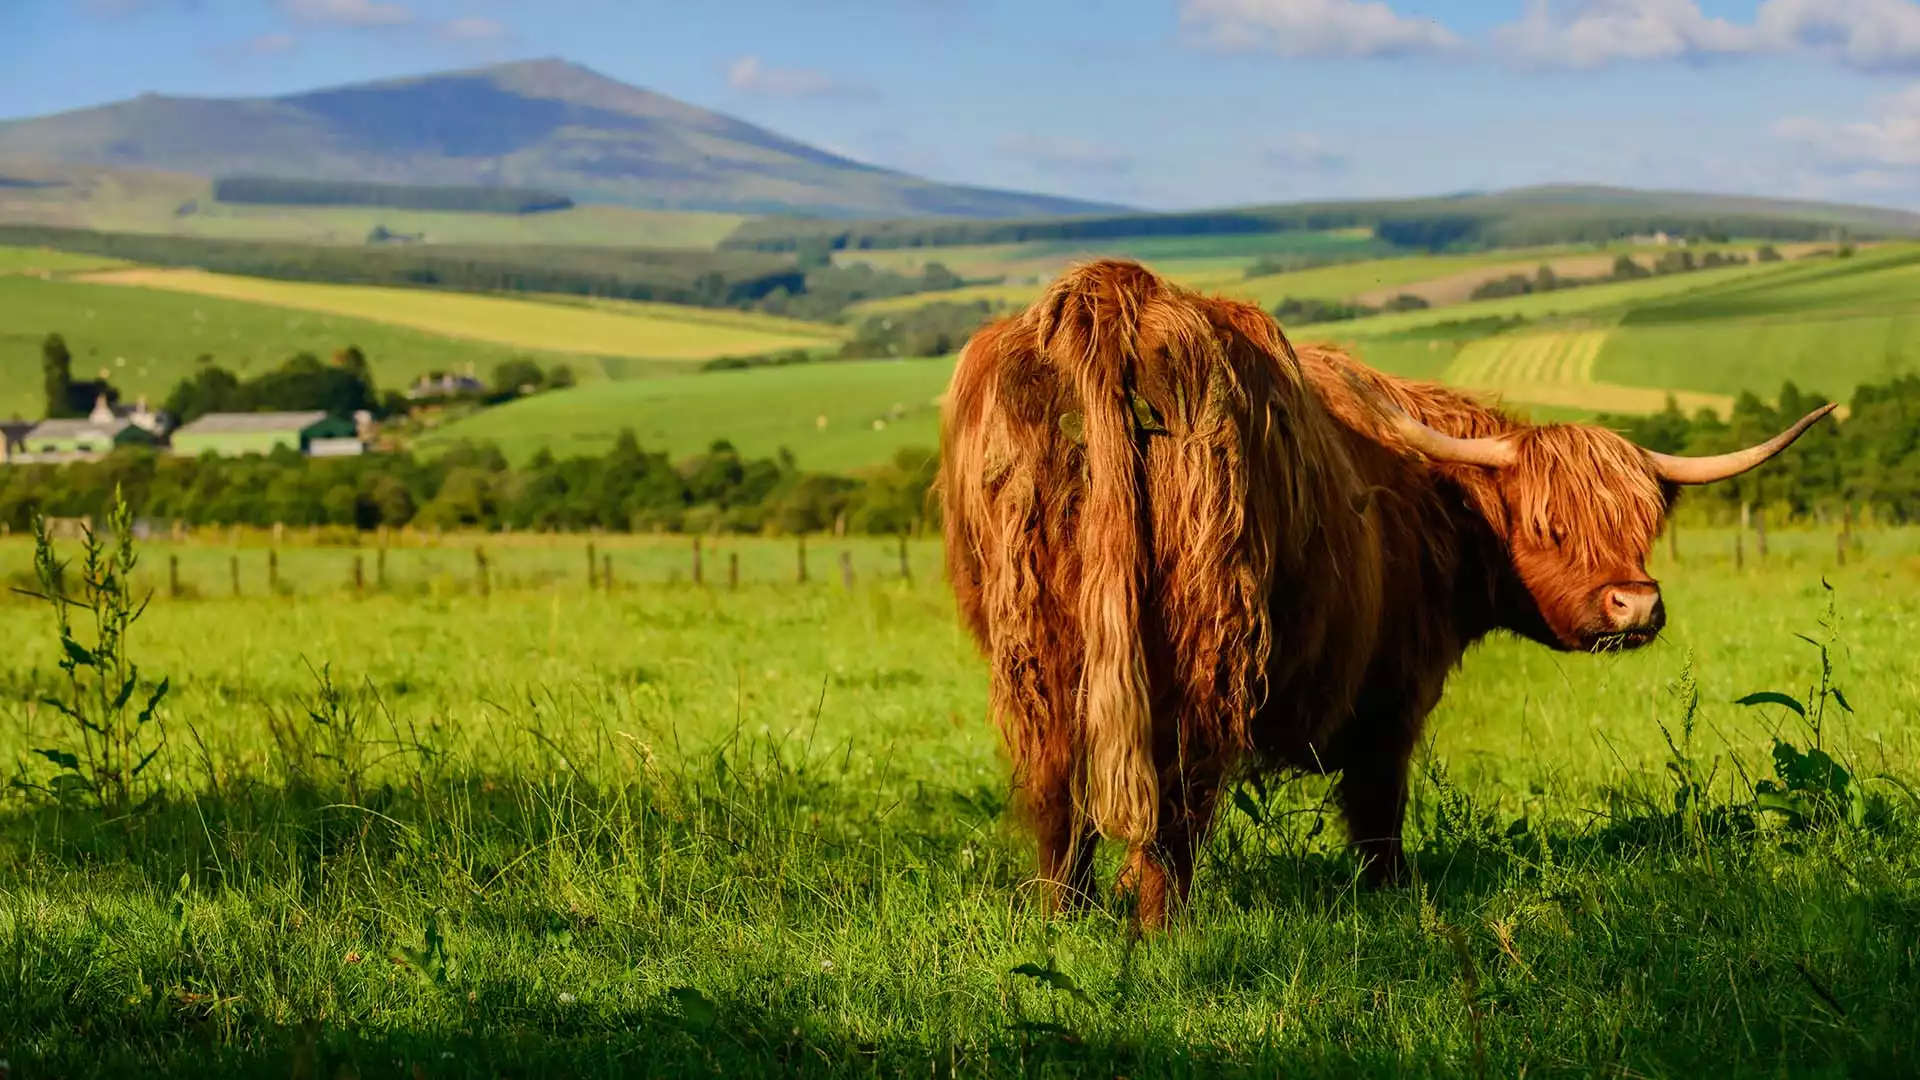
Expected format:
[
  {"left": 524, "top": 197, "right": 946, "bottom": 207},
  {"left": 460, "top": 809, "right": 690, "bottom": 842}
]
[{"left": 938, "top": 259, "right": 1834, "bottom": 927}]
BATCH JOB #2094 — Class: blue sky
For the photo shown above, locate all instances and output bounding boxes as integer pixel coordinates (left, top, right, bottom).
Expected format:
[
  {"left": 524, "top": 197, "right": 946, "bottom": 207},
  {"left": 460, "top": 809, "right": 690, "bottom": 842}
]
[{"left": 4, "top": 0, "right": 1920, "bottom": 211}]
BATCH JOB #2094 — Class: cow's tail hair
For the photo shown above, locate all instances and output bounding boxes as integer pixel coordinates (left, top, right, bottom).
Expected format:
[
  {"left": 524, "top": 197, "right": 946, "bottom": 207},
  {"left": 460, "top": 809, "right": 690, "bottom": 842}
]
[{"left": 1034, "top": 261, "right": 1159, "bottom": 848}]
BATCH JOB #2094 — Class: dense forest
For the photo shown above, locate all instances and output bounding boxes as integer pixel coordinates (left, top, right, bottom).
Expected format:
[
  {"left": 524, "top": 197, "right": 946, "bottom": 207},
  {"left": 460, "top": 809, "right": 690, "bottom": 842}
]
[{"left": 212, "top": 178, "right": 575, "bottom": 214}]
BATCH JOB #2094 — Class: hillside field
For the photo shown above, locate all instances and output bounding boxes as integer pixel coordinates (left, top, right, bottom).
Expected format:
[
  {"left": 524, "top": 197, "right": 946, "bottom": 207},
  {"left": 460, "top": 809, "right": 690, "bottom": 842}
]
[
  {"left": 0, "top": 267, "right": 845, "bottom": 419},
  {"left": 417, "top": 357, "right": 954, "bottom": 471},
  {"left": 1, "top": 528, "right": 1917, "bottom": 1076},
  {"left": 0, "top": 161, "right": 752, "bottom": 247}
]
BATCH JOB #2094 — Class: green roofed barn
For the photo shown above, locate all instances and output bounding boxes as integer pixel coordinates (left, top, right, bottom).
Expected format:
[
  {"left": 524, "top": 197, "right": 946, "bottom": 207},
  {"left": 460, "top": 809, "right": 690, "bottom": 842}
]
[{"left": 170, "top": 411, "right": 362, "bottom": 458}]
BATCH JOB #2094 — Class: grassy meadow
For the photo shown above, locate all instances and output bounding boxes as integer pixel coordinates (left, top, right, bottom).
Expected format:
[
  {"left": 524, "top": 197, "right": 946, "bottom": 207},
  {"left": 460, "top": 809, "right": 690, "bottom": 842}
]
[
  {"left": 417, "top": 357, "right": 954, "bottom": 470},
  {"left": 0, "top": 266, "right": 844, "bottom": 420},
  {"left": 1, "top": 524, "right": 1917, "bottom": 1077}
]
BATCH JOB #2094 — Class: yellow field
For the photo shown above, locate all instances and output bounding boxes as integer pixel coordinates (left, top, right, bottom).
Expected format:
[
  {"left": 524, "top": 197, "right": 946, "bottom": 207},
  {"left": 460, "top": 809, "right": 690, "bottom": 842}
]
[
  {"left": 1443, "top": 329, "right": 1736, "bottom": 416},
  {"left": 76, "top": 268, "right": 844, "bottom": 361}
]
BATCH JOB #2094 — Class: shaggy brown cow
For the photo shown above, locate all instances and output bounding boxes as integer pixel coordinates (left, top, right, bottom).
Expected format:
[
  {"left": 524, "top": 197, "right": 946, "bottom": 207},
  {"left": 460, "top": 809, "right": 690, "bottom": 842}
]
[{"left": 938, "top": 259, "right": 1834, "bottom": 927}]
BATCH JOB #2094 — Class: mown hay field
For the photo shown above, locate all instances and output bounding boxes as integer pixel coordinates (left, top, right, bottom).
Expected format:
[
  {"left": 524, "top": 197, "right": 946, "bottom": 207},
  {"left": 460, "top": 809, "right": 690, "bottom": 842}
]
[
  {"left": 1, "top": 526, "right": 1918, "bottom": 1077},
  {"left": 75, "top": 269, "right": 843, "bottom": 362}
]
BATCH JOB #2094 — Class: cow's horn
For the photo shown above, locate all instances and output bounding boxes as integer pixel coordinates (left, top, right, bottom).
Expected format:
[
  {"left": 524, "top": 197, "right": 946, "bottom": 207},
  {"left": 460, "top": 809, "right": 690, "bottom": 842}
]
[
  {"left": 1340, "top": 365, "right": 1517, "bottom": 468},
  {"left": 1644, "top": 403, "right": 1839, "bottom": 485}
]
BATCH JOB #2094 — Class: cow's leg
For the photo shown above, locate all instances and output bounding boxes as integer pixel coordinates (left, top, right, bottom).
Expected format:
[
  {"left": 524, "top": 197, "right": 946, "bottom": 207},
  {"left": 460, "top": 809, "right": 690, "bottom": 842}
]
[
  {"left": 1024, "top": 746, "right": 1098, "bottom": 914},
  {"left": 1330, "top": 707, "right": 1419, "bottom": 888},
  {"left": 1123, "top": 766, "right": 1223, "bottom": 929}
]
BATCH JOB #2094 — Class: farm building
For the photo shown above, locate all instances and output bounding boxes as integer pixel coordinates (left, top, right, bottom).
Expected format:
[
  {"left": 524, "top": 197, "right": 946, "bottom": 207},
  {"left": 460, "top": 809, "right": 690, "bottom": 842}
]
[
  {"left": 170, "top": 411, "right": 362, "bottom": 458},
  {"left": 16, "top": 415, "right": 159, "bottom": 461}
]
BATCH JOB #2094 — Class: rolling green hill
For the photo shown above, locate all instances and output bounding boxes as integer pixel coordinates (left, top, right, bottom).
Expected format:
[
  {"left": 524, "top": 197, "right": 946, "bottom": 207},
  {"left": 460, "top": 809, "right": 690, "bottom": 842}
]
[
  {"left": 417, "top": 358, "right": 955, "bottom": 471},
  {"left": 414, "top": 242, "right": 1920, "bottom": 475}
]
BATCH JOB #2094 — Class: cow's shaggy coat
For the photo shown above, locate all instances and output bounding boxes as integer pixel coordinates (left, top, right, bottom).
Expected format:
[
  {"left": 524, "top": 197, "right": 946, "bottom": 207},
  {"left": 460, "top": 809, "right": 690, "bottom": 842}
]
[{"left": 938, "top": 259, "right": 1831, "bottom": 926}]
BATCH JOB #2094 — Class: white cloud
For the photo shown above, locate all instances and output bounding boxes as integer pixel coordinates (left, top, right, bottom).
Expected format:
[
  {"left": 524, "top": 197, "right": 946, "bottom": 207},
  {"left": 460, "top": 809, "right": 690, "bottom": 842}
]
[
  {"left": 437, "top": 17, "right": 508, "bottom": 41},
  {"left": 1493, "top": 0, "right": 1757, "bottom": 69},
  {"left": 725, "top": 56, "right": 875, "bottom": 101},
  {"left": 1754, "top": 0, "right": 1920, "bottom": 74},
  {"left": 1262, "top": 132, "right": 1349, "bottom": 171},
  {"left": 245, "top": 32, "right": 299, "bottom": 54},
  {"left": 282, "top": 0, "right": 413, "bottom": 28},
  {"left": 1492, "top": 0, "right": 1920, "bottom": 73},
  {"left": 1180, "top": 0, "right": 1462, "bottom": 59},
  {"left": 999, "top": 135, "right": 1137, "bottom": 176},
  {"left": 1773, "top": 85, "right": 1920, "bottom": 173}
]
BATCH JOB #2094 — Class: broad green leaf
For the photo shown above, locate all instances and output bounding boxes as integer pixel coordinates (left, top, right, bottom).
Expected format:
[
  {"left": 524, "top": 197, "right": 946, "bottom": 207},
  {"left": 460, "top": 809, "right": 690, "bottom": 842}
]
[
  {"left": 1735, "top": 691, "right": 1806, "bottom": 717},
  {"left": 61, "top": 636, "right": 96, "bottom": 667},
  {"left": 32, "top": 747, "right": 80, "bottom": 771}
]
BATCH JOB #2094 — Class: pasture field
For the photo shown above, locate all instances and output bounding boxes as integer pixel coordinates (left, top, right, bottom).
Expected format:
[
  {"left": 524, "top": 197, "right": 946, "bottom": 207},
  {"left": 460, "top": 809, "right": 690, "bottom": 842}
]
[
  {"left": 0, "top": 244, "right": 130, "bottom": 276},
  {"left": 836, "top": 228, "right": 1393, "bottom": 284},
  {"left": 1, "top": 525, "right": 1917, "bottom": 1077},
  {"left": 0, "top": 276, "right": 615, "bottom": 420},
  {"left": 0, "top": 165, "right": 749, "bottom": 248},
  {"left": 418, "top": 357, "right": 955, "bottom": 470},
  {"left": 76, "top": 269, "right": 843, "bottom": 363}
]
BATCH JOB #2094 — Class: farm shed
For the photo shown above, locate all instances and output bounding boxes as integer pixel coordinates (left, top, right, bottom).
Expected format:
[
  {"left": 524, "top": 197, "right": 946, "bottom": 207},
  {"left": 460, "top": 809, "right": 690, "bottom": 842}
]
[
  {"left": 171, "top": 411, "right": 361, "bottom": 457},
  {"left": 16, "top": 416, "right": 158, "bottom": 461}
]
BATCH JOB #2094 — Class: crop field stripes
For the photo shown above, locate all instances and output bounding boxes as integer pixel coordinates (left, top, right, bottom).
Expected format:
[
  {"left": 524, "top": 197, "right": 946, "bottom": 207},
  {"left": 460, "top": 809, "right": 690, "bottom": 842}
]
[{"left": 1443, "top": 328, "right": 1735, "bottom": 417}]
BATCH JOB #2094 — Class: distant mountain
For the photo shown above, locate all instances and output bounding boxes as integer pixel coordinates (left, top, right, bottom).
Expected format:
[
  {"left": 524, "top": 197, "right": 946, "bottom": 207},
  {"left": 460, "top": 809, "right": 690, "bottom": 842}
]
[{"left": 0, "top": 58, "right": 1124, "bottom": 220}]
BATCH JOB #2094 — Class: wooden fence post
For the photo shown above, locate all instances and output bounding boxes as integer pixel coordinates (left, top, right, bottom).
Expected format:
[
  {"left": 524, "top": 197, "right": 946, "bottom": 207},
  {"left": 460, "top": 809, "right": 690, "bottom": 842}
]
[
  {"left": 898, "top": 533, "right": 911, "bottom": 581},
  {"left": 839, "top": 551, "right": 855, "bottom": 591},
  {"left": 376, "top": 544, "right": 387, "bottom": 590},
  {"left": 797, "top": 535, "right": 808, "bottom": 584},
  {"left": 353, "top": 555, "right": 365, "bottom": 594},
  {"left": 587, "top": 542, "right": 599, "bottom": 589},
  {"left": 475, "top": 546, "right": 490, "bottom": 598},
  {"left": 692, "top": 536, "right": 704, "bottom": 587},
  {"left": 602, "top": 554, "right": 614, "bottom": 594},
  {"left": 1838, "top": 503, "right": 1853, "bottom": 567},
  {"left": 1734, "top": 530, "right": 1744, "bottom": 571},
  {"left": 269, "top": 549, "right": 280, "bottom": 594},
  {"left": 229, "top": 554, "right": 240, "bottom": 598},
  {"left": 1754, "top": 507, "right": 1767, "bottom": 562},
  {"left": 729, "top": 551, "right": 739, "bottom": 591},
  {"left": 168, "top": 554, "right": 180, "bottom": 600}
]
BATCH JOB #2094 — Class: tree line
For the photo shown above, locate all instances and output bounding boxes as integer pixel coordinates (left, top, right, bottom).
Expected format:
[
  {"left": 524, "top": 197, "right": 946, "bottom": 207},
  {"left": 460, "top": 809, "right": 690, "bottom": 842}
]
[
  {"left": 1600, "top": 375, "right": 1920, "bottom": 522},
  {"left": 212, "top": 177, "right": 575, "bottom": 215},
  {"left": 0, "top": 436, "right": 936, "bottom": 538}
]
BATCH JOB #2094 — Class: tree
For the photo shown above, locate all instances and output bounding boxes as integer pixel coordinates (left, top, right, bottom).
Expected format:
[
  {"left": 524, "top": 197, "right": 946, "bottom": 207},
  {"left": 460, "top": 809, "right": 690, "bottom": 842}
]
[
  {"left": 43, "top": 333, "right": 74, "bottom": 419},
  {"left": 491, "top": 358, "right": 547, "bottom": 396},
  {"left": 1757, "top": 245, "right": 1783, "bottom": 262},
  {"left": 546, "top": 364, "right": 577, "bottom": 390}
]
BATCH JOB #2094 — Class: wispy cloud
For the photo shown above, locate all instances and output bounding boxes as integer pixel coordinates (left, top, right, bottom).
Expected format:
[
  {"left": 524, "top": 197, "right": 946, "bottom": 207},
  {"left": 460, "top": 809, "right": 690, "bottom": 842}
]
[
  {"left": 1773, "top": 85, "right": 1920, "bottom": 174},
  {"left": 1492, "top": 0, "right": 1920, "bottom": 74},
  {"left": 998, "top": 134, "right": 1136, "bottom": 176},
  {"left": 1180, "top": 0, "right": 1462, "bottom": 59},
  {"left": 725, "top": 56, "right": 876, "bottom": 101},
  {"left": 245, "top": 32, "right": 300, "bottom": 54},
  {"left": 1262, "top": 133, "right": 1350, "bottom": 172},
  {"left": 1494, "top": 0, "right": 1757, "bottom": 70},
  {"left": 1754, "top": 0, "right": 1920, "bottom": 75},
  {"left": 282, "top": 0, "right": 413, "bottom": 29},
  {"left": 436, "top": 17, "right": 508, "bottom": 42}
]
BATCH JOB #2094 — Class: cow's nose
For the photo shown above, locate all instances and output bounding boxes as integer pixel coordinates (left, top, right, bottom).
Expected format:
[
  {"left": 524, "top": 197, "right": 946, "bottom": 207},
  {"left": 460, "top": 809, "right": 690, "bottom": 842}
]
[{"left": 1601, "top": 583, "right": 1664, "bottom": 631}]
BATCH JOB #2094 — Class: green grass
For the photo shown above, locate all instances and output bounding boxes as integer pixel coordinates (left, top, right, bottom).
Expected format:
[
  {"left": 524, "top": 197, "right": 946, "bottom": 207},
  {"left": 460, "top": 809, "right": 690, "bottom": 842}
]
[
  {"left": 417, "top": 357, "right": 955, "bottom": 469},
  {"left": 0, "top": 243, "right": 130, "bottom": 275},
  {"left": 1, "top": 528, "right": 1917, "bottom": 1077},
  {"left": 0, "top": 165, "right": 751, "bottom": 248},
  {"left": 0, "top": 276, "right": 625, "bottom": 419}
]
